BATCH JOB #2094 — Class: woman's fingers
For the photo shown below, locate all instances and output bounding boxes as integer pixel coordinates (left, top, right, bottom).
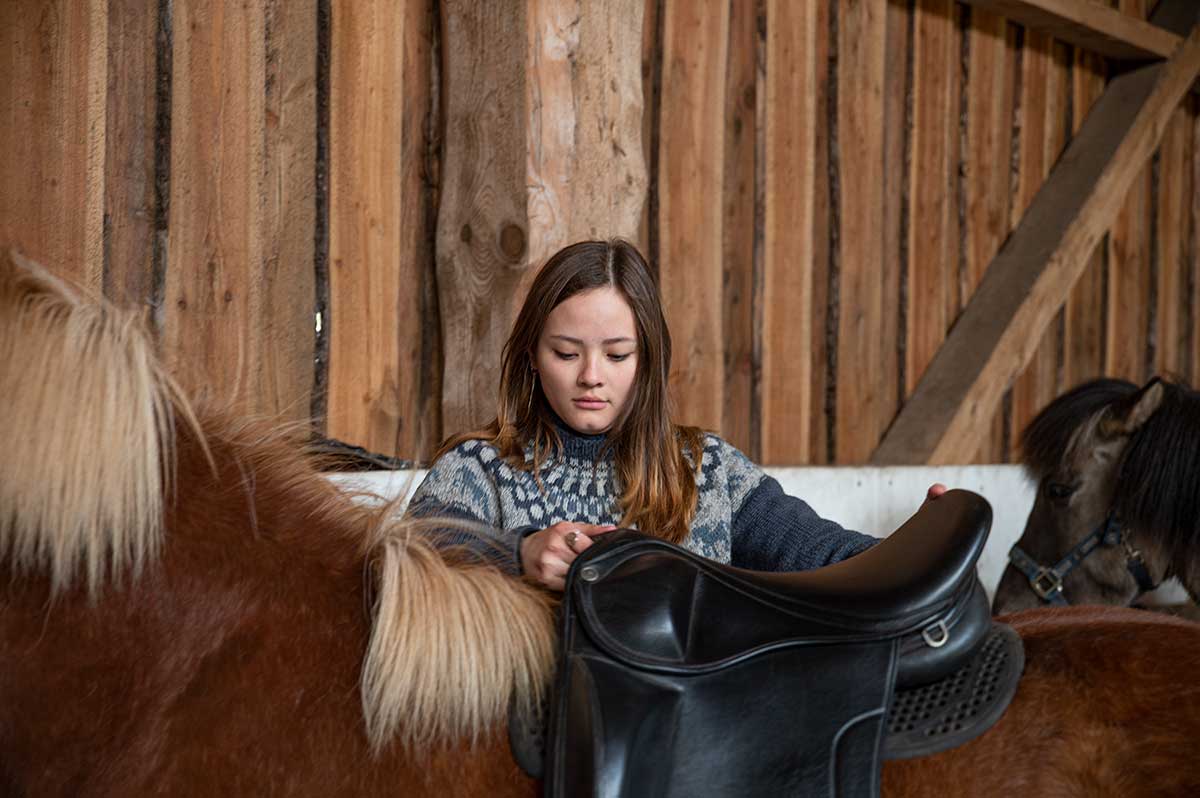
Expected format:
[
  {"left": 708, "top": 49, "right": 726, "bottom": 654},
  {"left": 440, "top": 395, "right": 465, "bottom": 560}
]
[{"left": 522, "top": 521, "right": 620, "bottom": 591}]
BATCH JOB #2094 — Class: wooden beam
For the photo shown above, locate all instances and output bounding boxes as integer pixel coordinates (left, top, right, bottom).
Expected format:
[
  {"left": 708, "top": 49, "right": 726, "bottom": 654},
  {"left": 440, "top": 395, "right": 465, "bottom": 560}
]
[
  {"left": 956, "top": 0, "right": 1183, "bottom": 61},
  {"left": 872, "top": 27, "right": 1200, "bottom": 465}
]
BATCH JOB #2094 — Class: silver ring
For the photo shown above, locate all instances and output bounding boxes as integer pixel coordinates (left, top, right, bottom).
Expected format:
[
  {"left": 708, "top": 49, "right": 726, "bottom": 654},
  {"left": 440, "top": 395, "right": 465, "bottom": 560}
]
[{"left": 565, "top": 530, "right": 579, "bottom": 552}]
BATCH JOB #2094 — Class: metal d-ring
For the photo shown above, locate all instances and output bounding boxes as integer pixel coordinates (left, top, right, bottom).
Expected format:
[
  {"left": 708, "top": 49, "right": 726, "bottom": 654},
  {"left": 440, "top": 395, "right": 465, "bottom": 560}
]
[{"left": 921, "top": 619, "right": 950, "bottom": 649}]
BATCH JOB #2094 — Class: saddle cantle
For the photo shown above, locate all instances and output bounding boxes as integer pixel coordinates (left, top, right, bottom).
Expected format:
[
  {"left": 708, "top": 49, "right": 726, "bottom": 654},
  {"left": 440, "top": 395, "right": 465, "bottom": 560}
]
[{"left": 528, "top": 489, "right": 1023, "bottom": 798}]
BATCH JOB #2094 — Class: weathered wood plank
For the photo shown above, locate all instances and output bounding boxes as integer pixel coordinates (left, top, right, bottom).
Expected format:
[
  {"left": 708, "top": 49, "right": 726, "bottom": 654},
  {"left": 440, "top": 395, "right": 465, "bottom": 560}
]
[
  {"left": 1192, "top": 101, "right": 1200, "bottom": 384},
  {"left": 806, "top": 0, "right": 832, "bottom": 464},
  {"left": 1009, "top": 36, "right": 1071, "bottom": 459},
  {"left": 1105, "top": 0, "right": 1154, "bottom": 384},
  {"left": 721, "top": 0, "right": 758, "bottom": 456},
  {"left": 956, "top": 0, "right": 1181, "bottom": 61},
  {"left": 964, "top": 9, "right": 1017, "bottom": 462},
  {"left": 259, "top": 0, "right": 317, "bottom": 424},
  {"left": 1063, "top": 46, "right": 1108, "bottom": 388},
  {"left": 1154, "top": 106, "right": 1191, "bottom": 376},
  {"left": 102, "top": 0, "right": 158, "bottom": 309},
  {"left": 329, "top": 0, "right": 434, "bottom": 454},
  {"left": 526, "top": 0, "right": 647, "bottom": 274},
  {"left": 163, "top": 0, "right": 269, "bottom": 411},
  {"left": 761, "top": 0, "right": 818, "bottom": 463},
  {"left": 834, "top": 0, "right": 890, "bottom": 464},
  {"left": 436, "top": 2, "right": 530, "bottom": 434},
  {"left": 0, "top": 0, "right": 106, "bottom": 290},
  {"left": 875, "top": 0, "right": 908, "bottom": 464},
  {"left": 657, "top": 0, "right": 729, "bottom": 432},
  {"left": 872, "top": 27, "right": 1200, "bottom": 464},
  {"left": 637, "top": 0, "right": 660, "bottom": 255},
  {"left": 905, "top": 0, "right": 958, "bottom": 397}
]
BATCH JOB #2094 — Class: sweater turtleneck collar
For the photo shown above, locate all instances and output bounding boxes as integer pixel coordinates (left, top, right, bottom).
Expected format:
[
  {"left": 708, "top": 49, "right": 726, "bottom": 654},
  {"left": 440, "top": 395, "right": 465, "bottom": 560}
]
[{"left": 547, "top": 408, "right": 611, "bottom": 461}]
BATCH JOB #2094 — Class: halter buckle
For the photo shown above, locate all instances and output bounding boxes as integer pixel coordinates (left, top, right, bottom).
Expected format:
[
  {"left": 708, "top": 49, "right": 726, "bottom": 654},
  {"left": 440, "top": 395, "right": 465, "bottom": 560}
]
[{"left": 1032, "top": 568, "right": 1063, "bottom": 600}]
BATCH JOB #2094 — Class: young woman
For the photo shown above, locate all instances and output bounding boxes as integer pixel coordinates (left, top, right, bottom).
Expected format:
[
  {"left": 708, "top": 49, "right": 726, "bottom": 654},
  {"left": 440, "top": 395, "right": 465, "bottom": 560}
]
[{"left": 408, "top": 239, "right": 940, "bottom": 590}]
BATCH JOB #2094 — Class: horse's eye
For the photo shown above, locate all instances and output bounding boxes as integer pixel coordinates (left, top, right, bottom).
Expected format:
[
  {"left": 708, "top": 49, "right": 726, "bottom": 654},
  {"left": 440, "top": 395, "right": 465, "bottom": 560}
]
[{"left": 1046, "top": 482, "right": 1076, "bottom": 500}]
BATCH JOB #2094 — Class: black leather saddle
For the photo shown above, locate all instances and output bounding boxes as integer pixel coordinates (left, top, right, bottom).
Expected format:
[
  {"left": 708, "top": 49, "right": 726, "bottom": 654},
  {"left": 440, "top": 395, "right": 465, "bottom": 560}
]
[{"left": 521, "top": 489, "right": 1023, "bottom": 797}]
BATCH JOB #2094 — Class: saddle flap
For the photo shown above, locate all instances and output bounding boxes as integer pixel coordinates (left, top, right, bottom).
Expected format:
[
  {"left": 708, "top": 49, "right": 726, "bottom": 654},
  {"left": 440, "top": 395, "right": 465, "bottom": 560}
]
[{"left": 573, "top": 543, "right": 865, "bottom": 671}]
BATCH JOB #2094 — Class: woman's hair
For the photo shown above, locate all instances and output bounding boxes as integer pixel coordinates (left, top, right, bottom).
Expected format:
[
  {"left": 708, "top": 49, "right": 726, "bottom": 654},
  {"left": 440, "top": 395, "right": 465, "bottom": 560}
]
[{"left": 438, "top": 239, "right": 704, "bottom": 543}]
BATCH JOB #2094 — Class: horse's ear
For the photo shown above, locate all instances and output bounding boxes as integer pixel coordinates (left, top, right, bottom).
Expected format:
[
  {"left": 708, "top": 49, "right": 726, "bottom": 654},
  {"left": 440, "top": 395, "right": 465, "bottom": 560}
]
[{"left": 1099, "top": 378, "right": 1164, "bottom": 438}]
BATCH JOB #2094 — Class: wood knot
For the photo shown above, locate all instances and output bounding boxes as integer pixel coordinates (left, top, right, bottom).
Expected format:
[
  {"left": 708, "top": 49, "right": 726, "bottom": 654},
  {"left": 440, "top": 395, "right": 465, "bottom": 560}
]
[{"left": 499, "top": 223, "right": 526, "bottom": 260}]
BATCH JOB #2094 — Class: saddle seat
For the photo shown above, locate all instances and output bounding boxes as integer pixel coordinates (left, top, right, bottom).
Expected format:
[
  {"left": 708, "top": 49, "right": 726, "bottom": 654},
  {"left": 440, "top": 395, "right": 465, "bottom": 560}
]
[
  {"left": 574, "top": 489, "right": 992, "bottom": 688},
  {"left": 542, "top": 489, "right": 1009, "bottom": 798}
]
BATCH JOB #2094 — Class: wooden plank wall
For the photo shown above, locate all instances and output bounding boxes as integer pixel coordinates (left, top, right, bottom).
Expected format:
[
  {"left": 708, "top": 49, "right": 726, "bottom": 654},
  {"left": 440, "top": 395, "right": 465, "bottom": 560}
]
[{"left": 6, "top": 0, "right": 1199, "bottom": 465}]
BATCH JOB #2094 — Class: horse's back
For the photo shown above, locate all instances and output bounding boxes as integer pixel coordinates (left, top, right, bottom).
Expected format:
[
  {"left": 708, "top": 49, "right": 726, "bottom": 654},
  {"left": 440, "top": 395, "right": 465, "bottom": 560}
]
[{"left": 884, "top": 606, "right": 1200, "bottom": 798}]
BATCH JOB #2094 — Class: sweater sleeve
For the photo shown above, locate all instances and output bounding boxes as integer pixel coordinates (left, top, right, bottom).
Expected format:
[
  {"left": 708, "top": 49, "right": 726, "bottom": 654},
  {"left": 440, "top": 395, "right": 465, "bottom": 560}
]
[
  {"left": 731, "top": 476, "right": 877, "bottom": 571},
  {"left": 404, "top": 442, "right": 520, "bottom": 572}
]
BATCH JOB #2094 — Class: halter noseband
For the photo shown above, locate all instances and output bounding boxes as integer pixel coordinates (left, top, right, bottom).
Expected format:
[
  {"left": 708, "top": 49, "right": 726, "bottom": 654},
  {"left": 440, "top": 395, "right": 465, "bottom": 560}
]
[{"left": 1007, "top": 512, "right": 1158, "bottom": 606}]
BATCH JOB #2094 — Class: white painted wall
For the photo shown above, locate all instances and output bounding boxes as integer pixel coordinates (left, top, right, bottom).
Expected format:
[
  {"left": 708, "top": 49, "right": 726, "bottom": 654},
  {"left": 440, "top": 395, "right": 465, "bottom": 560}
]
[{"left": 330, "top": 465, "right": 1187, "bottom": 604}]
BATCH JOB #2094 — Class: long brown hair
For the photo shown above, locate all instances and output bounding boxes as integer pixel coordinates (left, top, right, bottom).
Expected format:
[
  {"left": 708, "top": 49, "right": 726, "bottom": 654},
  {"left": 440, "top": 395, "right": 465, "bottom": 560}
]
[{"left": 439, "top": 239, "right": 704, "bottom": 543}]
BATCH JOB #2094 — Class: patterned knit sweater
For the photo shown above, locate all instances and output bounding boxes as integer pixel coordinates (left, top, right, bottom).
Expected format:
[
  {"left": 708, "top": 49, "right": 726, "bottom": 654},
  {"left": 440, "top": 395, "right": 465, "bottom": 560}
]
[{"left": 406, "top": 422, "right": 876, "bottom": 574}]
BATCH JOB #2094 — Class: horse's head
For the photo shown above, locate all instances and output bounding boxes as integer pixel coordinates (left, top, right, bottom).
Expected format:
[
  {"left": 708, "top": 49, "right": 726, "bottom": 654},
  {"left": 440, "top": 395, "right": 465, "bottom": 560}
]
[{"left": 993, "top": 378, "right": 1172, "bottom": 613}]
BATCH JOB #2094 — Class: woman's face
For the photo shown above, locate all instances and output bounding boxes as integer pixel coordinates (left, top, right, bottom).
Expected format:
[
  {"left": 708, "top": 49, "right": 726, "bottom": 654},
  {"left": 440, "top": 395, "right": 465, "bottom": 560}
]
[{"left": 533, "top": 286, "right": 639, "bottom": 435}]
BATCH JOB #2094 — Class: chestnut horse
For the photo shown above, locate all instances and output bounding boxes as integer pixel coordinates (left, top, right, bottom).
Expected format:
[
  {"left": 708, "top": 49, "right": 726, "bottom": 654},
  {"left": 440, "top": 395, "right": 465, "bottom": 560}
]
[
  {"left": 993, "top": 378, "right": 1200, "bottom": 616},
  {"left": 3, "top": 253, "right": 1200, "bottom": 797}
]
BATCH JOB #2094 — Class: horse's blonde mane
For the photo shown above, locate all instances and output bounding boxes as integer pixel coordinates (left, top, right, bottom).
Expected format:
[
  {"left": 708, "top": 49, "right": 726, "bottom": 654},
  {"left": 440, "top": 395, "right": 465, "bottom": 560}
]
[
  {"left": 1, "top": 250, "right": 555, "bottom": 752},
  {"left": 0, "top": 251, "right": 194, "bottom": 595},
  {"left": 361, "top": 515, "right": 557, "bottom": 753}
]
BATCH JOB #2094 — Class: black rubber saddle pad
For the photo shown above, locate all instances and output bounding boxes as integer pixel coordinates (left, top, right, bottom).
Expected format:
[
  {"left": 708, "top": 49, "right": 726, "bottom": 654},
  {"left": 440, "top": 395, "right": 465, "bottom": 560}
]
[
  {"left": 509, "top": 621, "right": 1024, "bottom": 779},
  {"left": 883, "top": 622, "right": 1023, "bottom": 759}
]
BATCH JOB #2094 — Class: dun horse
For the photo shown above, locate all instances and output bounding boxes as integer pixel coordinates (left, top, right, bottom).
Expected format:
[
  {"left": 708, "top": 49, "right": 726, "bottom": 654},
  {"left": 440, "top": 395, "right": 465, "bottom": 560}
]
[
  {"left": 993, "top": 378, "right": 1200, "bottom": 615},
  {"left": 3, "top": 252, "right": 1200, "bottom": 796}
]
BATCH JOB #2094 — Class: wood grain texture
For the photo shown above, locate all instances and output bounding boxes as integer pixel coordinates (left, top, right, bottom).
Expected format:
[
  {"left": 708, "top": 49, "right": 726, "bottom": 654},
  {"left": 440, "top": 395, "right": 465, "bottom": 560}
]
[
  {"left": 525, "top": 0, "right": 647, "bottom": 270},
  {"left": 720, "top": 0, "right": 758, "bottom": 456},
  {"left": 657, "top": 0, "right": 729, "bottom": 432},
  {"left": 1193, "top": 103, "right": 1200, "bottom": 384},
  {"left": 101, "top": 0, "right": 158, "bottom": 309},
  {"left": 964, "top": 9, "right": 1018, "bottom": 462},
  {"left": 873, "top": 28, "right": 1200, "bottom": 464},
  {"left": 163, "top": 0, "right": 269, "bottom": 411},
  {"left": 1063, "top": 48, "right": 1108, "bottom": 389},
  {"left": 260, "top": 0, "right": 317, "bottom": 424},
  {"left": 834, "top": 0, "right": 890, "bottom": 464},
  {"left": 1190, "top": 102, "right": 1200, "bottom": 384},
  {"left": 329, "top": 0, "right": 435, "bottom": 456},
  {"left": 877, "top": 0, "right": 909, "bottom": 464},
  {"left": 905, "top": 0, "right": 958, "bottom": 397},
  {"left": 637, "top": 0, "right": 660, "bottom": 255},
  {"left": 761, "top": 0, "right": 817, "bottom": 463},
  {"left": 957, "top": 0, "right": 1180, "bottom": 61},
  {"left": 1154, "top": 106, "right": 1192, "bottom": 376},
  {"left": 0, "top": 0, "right": 106, "bottom": 290},
  {"left": 1102, "top": 0, "right": 1152, "bottom": 386},
  {"left": 1009, "top": 35, "right": 1071, "bottom": 459},
  {"left": 808, "top": 0, "right": 833, "bottom": 464},
  {"left": 436, "top": 1, "right": 531, "bottom": 434}
]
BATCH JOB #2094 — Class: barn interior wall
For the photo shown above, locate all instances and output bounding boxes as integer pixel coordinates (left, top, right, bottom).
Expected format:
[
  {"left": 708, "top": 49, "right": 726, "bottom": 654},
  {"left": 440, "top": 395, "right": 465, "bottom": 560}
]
[{"left": 2, "top": 0, "right": 1196, "bottom": 465}]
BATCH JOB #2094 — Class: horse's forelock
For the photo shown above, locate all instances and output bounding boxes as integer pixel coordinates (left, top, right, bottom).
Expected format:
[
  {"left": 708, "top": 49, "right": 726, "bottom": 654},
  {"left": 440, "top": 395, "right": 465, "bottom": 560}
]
[
  {"left": 0, "top": 252, "right": 196, "bottom": 596},
  {"left": 1114, "top": 380, "right": 1200, "bottom": 563},
  {"left": 1019, "top": 378, "right": 1139, "bottom": 479}
]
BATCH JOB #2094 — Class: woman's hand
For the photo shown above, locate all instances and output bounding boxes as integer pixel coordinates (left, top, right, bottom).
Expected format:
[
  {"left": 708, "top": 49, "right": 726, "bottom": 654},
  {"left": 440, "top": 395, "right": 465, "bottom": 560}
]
[
  {"left": 924, "top": 483, "right": 947, "bottom": 503},
  {"left": 521, "top": 520, "right": 617, "bottom": 591}
]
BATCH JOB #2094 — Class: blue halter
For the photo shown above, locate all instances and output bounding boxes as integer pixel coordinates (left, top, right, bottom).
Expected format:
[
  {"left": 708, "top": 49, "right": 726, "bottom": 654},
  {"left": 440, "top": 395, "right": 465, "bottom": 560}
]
[{"left": 1007, "top": 512, "right": 1157, "bottom": 606}]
